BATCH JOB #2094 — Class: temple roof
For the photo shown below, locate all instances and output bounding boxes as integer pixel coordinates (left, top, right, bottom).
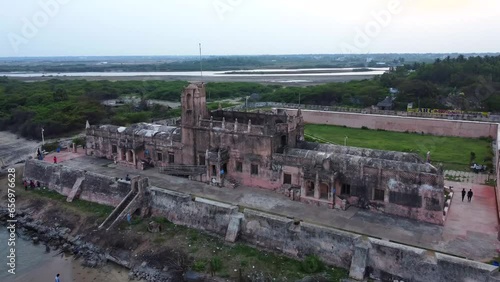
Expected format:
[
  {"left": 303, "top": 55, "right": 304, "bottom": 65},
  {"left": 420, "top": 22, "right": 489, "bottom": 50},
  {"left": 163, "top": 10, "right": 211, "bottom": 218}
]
[{"left": 97, "top": 123, "right": 180, "bottom": 138}]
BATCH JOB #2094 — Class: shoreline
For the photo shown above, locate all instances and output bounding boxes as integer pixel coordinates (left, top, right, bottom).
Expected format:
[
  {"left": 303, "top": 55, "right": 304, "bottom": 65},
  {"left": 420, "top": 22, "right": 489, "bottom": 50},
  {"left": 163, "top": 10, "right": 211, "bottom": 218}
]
[
  {"left": 5, "top": 74, "right": 378, "bottom": 86},
  {"left": 7, "top": 250, "right": 131, "bottom": 282}
]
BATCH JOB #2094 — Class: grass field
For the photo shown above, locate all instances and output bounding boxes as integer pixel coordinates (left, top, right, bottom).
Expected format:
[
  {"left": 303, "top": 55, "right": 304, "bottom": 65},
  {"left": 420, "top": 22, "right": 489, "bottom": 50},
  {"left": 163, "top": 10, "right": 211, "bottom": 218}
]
[{"left": 304, "top": 124, "right": 494, "bottom": 171}]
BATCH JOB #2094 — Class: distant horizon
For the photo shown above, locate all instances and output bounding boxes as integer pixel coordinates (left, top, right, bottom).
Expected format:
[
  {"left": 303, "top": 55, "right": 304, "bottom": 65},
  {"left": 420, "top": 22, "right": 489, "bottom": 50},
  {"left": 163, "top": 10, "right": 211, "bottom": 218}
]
[{"left": 1, "top": 52, "right": 500, "bottom": 60}]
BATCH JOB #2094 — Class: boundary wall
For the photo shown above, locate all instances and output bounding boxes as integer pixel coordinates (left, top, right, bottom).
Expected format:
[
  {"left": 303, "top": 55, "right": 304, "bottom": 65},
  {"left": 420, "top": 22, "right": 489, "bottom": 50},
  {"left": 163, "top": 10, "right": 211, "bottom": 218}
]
[
  {"left": 23, "top": 160, "right": 500, "bottom": 281},
  {"left": 284, "top": 109, "right": 498, "bottom": 138},
  {"left": 24, "top": 159, "right": 130, "bottom": 207}
]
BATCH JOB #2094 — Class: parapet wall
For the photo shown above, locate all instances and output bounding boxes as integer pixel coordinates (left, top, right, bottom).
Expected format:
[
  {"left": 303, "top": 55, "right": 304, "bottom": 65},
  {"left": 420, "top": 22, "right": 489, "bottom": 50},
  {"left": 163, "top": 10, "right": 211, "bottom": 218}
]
[
  {"left": 24, "top": 161, "right": 500, "bottom": 281},
  {"left": 367, "top": 238, "right": 500, "bottom": 281},
  {"left": 23, "top": 159, "right": 129, "bottom": 206},
  {"left": 285, "top": 109, "right": 498, "bottom": 138},
  {"left": 148, "top": 187, "right": 238, "bottom": 236},
  {"left": 240, "top": 209, "right": 358, "bottom": 269},
  {"left": 496, "top": 128, "right": 500, "bottom": 230},
  {"left": 144, "top": 185, "right": 499, "bottom": 281}
]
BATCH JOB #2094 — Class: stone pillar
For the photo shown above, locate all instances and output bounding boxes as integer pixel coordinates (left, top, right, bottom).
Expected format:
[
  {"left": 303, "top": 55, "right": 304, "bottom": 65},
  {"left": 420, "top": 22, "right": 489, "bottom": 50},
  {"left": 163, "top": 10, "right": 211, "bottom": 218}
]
[
  {"left": 133, "top": 151, "right": 136, "bottom": 167},
  {"left": 234, "top": 118, "right": 238, "bottom": 132},
  {"left": 314, "top": 172, "right": 320, "bottom": 199},
  {"left": 349, "top": 238, "right": 371, "bottom": 280},
  {"left": 205, "top": 149, "right": 210, "bottom": 177},
  {"left": 72, "top": 143, "right": 76, "bottom": 153},
  {"left": 330, "top": 173, "right": 335, "bottom": 201},
  {"left": 222, "top": 117, "right": 225, "bottom": 130},
  {"left": 247, "top": 119, "right": 252, "bottom": 132},
  {"left": 217, "top": 163, "right": 221, "bottom": 184},
  {"left": 300, "top": 172, "right": 306, "bottom": 198}
]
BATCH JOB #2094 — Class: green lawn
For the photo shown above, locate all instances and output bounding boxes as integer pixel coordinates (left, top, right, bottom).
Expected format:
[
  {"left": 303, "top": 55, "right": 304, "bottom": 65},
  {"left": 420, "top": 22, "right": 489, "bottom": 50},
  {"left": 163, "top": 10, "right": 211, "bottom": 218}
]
[{"left": 304, "top": 124, "right": 494, "bottom": 171}]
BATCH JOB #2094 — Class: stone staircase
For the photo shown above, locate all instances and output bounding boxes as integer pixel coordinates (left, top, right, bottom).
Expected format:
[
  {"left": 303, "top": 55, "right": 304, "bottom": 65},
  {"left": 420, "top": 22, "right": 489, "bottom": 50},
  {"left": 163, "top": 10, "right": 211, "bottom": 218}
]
[
  {"left": 98, "top": 178, "right": 144, "bottom": 231},
  {"left": 98, "top": 188, "right": 138, "bottom": 230},
  {"left": 66, "top": 176, "right": 85, "bottom": 202}
]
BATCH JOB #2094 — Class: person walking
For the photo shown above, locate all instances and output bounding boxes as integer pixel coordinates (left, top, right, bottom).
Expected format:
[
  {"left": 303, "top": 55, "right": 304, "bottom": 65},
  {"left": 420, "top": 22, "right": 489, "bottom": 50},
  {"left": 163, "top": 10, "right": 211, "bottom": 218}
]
[
  {"left": 53, "top": 156, "right": 57, "bottom": 164},
  {"left": 461, "top": 188, "right": 466, "bottom": 202},
  {"left": 467, "top": 189, "right": 473, "bottom": 202},
  {"left": 55, "top": 273, "right": 61, "bottom": 282}
]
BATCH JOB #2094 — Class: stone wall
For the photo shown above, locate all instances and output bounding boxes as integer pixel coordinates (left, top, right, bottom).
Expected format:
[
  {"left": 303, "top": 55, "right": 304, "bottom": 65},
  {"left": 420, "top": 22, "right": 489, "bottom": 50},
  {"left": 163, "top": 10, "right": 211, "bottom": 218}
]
[
  {"left": 285, "top": 109, "right": 498, "bottom": 138},
  {"left": 23, "top": 159, "right": 129, "bottom": 206},
  {"left": 145, "top": 185, "right": 499, "bottom": 281},
  {"left": 148, "top": 187, "right": 238, "bottom": 236},
  {"left": 24, "top": 161, "right": 500, "bottom": 281},
  {"left": 240, "top": 209, "right": 357, "bottom": 269},
  {"left": 231, "top": 102, "right": 500, "bottom": 123},
  {"left": 496, "top": 128, "right": 500, "bottom": 232},
  {"left": 366, "top": 239, "right": 500, "bottom": 282}
]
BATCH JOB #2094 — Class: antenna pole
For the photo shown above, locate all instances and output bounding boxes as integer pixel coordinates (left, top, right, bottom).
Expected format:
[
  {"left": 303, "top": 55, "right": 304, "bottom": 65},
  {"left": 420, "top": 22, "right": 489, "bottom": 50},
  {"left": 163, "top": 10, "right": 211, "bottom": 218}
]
[{"left": 199, "top": 43, "right": 203, "bottom": 78}]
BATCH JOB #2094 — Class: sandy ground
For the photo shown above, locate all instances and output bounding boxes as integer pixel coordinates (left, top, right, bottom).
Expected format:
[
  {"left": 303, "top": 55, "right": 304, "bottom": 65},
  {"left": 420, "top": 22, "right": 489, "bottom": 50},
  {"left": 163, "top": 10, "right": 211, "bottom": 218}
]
[
  {"left": 9, "top": 74, "right": 378, "bottom": 86},
  {"left": 0, "top": 131, "right": 40, "bottom": 170},
  {"left": 0, "top": 131, "right": 87, "bottom": 174}
]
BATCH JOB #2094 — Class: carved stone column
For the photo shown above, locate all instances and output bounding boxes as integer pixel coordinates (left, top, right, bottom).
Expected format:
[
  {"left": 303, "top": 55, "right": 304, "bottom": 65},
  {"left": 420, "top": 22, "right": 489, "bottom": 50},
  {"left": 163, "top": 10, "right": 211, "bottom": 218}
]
[{"left": 314, "top": 172, "right": 320, "bottom": 199}]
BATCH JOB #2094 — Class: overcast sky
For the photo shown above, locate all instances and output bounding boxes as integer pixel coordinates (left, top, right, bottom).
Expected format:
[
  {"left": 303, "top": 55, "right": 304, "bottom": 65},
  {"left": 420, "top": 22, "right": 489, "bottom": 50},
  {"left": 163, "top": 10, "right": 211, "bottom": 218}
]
[{"left": 1, "top": 0, "right": 499, "bottom": 57}]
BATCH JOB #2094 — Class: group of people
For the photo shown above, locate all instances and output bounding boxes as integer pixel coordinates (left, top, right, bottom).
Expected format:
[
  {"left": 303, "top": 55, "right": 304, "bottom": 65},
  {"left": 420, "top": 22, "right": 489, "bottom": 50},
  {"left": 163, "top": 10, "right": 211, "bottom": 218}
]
[
  {"left": 461, "top": 188, "right": 474, "bottom": 202},
  {"left": 23, "top": 179, "right": 41, "bottom": 190}
]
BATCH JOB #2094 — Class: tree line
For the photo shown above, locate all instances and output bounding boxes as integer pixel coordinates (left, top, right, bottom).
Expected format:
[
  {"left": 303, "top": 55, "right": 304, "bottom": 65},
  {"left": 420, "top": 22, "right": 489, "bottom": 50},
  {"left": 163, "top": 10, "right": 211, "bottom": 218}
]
[{"left": 2, "top": 55, "right": 500, "bottom": 139}]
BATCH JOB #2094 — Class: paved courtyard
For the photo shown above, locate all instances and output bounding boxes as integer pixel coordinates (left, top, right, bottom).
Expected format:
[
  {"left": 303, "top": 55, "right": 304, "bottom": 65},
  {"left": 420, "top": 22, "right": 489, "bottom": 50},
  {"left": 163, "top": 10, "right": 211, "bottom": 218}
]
[
  {"left": 444, "top": 170, "right": 493, "bottom": 184},
  {"left": 43, "top": 151, "right": 500, "bottom": 261}
]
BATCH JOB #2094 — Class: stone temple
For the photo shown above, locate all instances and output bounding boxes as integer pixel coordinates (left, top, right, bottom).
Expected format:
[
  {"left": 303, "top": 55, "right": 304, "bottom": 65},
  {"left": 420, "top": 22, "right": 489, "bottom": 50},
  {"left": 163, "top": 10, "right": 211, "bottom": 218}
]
[{"left": 86, "top": 82, "right": 445, "bottom": 224}]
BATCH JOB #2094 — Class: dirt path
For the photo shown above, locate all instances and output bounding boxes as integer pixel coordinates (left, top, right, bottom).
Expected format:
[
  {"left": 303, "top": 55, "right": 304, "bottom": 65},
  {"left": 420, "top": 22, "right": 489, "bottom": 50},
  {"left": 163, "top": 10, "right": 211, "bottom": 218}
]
[{"left": 0, "top": 132, "right": 40, "bottom": 170}]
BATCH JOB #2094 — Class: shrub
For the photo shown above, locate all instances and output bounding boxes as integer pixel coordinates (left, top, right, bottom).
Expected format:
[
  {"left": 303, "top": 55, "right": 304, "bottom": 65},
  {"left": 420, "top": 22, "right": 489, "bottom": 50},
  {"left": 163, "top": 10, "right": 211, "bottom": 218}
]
[
  {"left": 210, "top": 257, "right": 223, "bottom": 275},
  {"left": 301, "top": 255, "right": 324, "bottom": 274},
  {"left": 192, "top": 260, "right": 207, "bottom": 272},
  {"left": 479, "top": 136, "right": 493, "bottom": 142},
  {"left": 72, "top": 137, "right": 85, "bottom": 146},
  {"left": 42, "top": 141, "right": 59, "bottom": 152},
  {"left": 361, "top": 126, "right": 369, "bottom": 130}
]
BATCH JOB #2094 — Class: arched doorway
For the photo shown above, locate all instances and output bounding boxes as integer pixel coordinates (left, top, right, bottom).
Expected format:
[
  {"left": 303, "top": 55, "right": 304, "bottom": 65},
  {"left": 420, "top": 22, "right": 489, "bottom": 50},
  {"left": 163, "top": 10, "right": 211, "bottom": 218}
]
[
  {"left": 306, "top": 181, "right": 315, "bottom": 197},
  {"left": 319, "top": 183, "right": 329, "bottom": 199},
  {"left": 126, "top": 150, "right": 133, "bottom": 163}
]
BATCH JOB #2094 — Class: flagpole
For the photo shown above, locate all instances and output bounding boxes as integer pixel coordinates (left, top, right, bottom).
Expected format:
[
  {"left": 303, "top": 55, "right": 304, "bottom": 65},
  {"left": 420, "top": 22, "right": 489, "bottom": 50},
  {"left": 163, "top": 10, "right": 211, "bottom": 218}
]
[{"left": 199, "top": 43, "right": 203, "bottom": 78}]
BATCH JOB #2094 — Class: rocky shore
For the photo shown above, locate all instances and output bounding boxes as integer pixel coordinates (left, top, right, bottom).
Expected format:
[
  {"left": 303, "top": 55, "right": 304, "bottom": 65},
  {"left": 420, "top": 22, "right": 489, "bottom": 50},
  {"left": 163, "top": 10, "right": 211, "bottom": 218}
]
[{"left": 0, "top": 207, "right": 200, "bottom": 282}]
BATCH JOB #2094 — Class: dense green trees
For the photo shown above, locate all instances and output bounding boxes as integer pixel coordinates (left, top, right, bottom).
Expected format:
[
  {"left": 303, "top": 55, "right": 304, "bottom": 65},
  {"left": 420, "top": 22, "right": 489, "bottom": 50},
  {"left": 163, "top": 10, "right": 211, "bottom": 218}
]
[
  {"left": 380, "top": 55, "right": 500, "bottom": 111},
  {"left": 0, "top": 79, "right": 181, "bottom": 139},
  {"left": 0, "top": 79, "right": 276, "bottom": 139},
  {"left": 260, "top": 80, "right": 387, "bottom": 108},
  {"left": 2, "top": 55, "right": 500, "bottom": 139}
]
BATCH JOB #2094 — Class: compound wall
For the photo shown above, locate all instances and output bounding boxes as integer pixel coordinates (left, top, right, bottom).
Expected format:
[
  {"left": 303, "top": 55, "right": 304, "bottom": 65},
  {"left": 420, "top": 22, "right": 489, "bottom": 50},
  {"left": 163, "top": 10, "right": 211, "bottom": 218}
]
[
  {"left": 144, "top": 184, "right": 500, "bottom": 281},
  {"left": 22, "top": 161, "right": 500, "bottom": 281},
  {"left": 285, "top": 109, "right": 498, "bottom": 138},
  {"left": 148, "top": 187, "right": 239, "bottom": 236},
  {"left": 23, "top": 159, "right": 130, "bottom": 206}
]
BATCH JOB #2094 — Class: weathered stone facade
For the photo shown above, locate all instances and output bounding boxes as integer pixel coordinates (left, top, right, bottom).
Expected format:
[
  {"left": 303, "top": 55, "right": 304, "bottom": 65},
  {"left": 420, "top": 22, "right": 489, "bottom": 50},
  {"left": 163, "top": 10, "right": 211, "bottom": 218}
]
[{"left": 85, "top": 82, "right": 444, "bottom": 224}]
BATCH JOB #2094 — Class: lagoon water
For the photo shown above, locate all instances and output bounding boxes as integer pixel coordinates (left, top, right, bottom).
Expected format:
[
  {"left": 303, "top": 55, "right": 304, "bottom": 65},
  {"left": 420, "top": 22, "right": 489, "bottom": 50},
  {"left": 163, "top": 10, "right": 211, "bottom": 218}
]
[
  {"left": 0, "top": 67, "right": 388, "bottom": 78},
  {"left": 0, "top": 228, "right": 131, "bottom": 281}
]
